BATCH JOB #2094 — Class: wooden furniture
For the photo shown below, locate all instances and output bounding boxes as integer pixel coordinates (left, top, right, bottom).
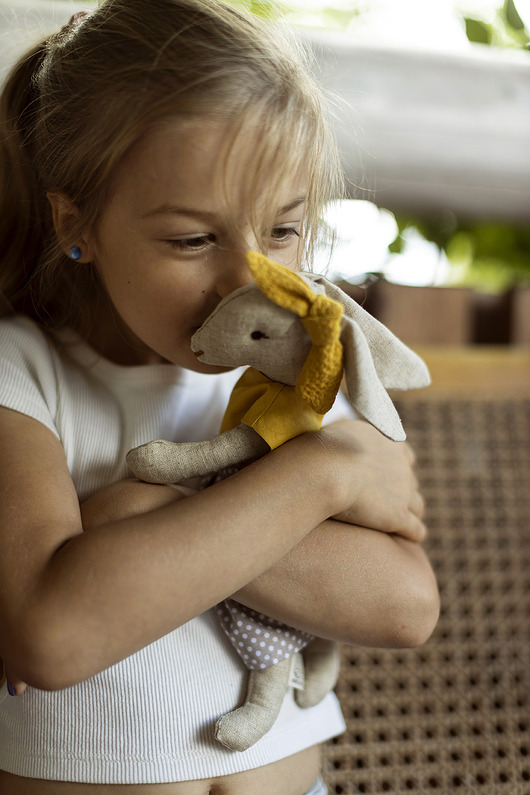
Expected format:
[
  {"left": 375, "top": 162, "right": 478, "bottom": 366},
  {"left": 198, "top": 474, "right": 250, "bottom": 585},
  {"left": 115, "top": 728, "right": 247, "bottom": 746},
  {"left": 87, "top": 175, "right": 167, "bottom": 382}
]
[
  {"left": 322, "top": 347, "right": 530, "bottom": 794},
  {"left": 342, "top": 280, "right": 529, "bottom": 347}
]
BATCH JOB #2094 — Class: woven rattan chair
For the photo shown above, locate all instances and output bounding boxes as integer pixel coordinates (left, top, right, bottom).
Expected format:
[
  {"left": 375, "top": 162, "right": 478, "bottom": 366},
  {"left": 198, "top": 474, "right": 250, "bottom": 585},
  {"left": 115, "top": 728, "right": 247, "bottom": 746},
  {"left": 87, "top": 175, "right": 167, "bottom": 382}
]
[{"left": 322, "top": 348, "right": 530, "bottom": 794}]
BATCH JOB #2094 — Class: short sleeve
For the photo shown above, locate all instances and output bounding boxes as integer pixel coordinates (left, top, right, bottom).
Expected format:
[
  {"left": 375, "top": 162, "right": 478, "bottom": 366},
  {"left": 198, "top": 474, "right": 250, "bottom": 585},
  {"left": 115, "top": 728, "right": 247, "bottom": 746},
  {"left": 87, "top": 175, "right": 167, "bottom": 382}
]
[{"left": 0, "top": 317, "right": 60, "bottom": 438}]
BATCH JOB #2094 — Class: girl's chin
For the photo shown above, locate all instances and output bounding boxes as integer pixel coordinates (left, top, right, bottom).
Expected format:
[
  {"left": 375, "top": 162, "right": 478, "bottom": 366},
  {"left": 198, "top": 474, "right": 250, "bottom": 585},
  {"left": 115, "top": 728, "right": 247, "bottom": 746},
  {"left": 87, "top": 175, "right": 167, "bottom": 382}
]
[{"left": 186, "top": 356, "right": 236, "bottom": 375}]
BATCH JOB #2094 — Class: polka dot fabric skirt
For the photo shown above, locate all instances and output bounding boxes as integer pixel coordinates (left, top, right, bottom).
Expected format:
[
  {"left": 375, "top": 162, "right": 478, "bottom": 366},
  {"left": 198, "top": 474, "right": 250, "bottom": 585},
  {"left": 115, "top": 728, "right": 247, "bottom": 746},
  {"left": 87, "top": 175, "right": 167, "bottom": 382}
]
[{"left": 217, "top": 599, "right": 314, "bottom": 670}]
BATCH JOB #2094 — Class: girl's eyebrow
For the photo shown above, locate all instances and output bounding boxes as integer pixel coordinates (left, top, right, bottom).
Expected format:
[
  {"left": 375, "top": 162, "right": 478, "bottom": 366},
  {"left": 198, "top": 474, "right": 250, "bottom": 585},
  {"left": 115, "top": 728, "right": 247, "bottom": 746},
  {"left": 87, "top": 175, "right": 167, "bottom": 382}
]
[
  {"left": 276, "top": 196, "right": 306, "bottom": 215},
  {"left": 142, "top": 205, "right": 218, "bottom": 221},
  {"left": 141, "top": 197, "right": 306, "bottom": 220}
]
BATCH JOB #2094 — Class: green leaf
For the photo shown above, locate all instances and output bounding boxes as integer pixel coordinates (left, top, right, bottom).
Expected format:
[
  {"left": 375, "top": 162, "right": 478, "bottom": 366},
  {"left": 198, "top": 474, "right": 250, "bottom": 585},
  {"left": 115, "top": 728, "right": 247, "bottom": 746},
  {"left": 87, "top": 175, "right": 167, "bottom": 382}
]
[
  {"left": 464, "top": 17, "right": 493, "bottom": 45},
  {"left": 504, "top": 0, "right": 526, "bottom": 31},
  {"left": 319, "top": 8, "right": 359, "bottom": 30},
  {"left": 228, "top": 0, "right": 288, "bottom": 19},
  {"left": 388, "top": 214, "right": 530, "bottom": 293},
  {"left": 388, "top": 235, "right": 404, "bottom": 255}
]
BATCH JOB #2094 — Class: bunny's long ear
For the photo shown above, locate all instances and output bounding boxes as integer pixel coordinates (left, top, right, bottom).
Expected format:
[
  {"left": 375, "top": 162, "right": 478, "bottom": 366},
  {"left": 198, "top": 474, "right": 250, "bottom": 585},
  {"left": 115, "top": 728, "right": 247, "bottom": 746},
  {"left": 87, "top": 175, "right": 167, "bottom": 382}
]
[
  {"left": 247, "top": 252, "right": 344, "bottom": 414},
  {"left": 247, "top": 251, "right": 315, "bottom": 315},
  {"left": 340, "top": 316, "right": 410, "bottom": 441},
  {"left": 312, "top": 276, "right": 431, "bottom": 391},
  {"left": 304, "top": 275, "right": 430, "bottom": 441}
]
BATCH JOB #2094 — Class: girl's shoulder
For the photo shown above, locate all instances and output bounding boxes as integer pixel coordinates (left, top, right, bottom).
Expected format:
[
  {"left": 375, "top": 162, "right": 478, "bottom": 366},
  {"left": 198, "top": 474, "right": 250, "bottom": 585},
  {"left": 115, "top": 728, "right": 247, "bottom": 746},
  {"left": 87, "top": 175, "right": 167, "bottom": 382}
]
[
  {"left": 0, "top": 315, "right": 62, "bottom": 384},
  {"left": 0, "top": 313, "right": 56, "bottom": 350},
  {"left": 0, "top": 315, "right": 65, "bottom": 440}
]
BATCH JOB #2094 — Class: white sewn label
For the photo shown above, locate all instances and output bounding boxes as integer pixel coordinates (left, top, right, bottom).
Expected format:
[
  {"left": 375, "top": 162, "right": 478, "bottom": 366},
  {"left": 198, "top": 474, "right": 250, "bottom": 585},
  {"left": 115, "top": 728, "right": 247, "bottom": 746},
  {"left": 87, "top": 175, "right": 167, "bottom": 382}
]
[{"left": 288, "top": 653, "right": 305, "bottom": 691}]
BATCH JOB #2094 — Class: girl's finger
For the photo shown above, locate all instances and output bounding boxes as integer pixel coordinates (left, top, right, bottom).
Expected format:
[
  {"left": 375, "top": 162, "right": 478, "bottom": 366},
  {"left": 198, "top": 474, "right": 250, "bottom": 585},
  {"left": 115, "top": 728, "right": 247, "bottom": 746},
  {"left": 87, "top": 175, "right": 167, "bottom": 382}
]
[
  {"left": 410, "top": 490, "right": 425, "bottom": 519},
  {"left": 3, "top": 672, "right": 28, "bottom": 696},
  {"left": 403, "top": 441, "right": 416, "bottom": 466},
  {"left": 402, "top": 516, "right": 428, "bottom": 543}
]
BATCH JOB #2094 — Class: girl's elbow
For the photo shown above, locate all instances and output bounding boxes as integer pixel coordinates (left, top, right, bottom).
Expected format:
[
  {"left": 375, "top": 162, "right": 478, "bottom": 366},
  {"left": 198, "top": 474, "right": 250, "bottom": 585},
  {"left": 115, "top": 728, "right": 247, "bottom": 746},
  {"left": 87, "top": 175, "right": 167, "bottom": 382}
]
[
  {"left": 5, "top": 615, "right": 91, "bottom": 692},
  {"left": 2, "top": 645, "right": 63, "bottom": 692},
  {"left": 392, "top": 578, "right": 441, "bottom": 649},
  {"left": 388, "top": 542, "right": 441, "bottom": 649},
  {"left": 337, "top": 586, "right": 440, "bottom": 649}
]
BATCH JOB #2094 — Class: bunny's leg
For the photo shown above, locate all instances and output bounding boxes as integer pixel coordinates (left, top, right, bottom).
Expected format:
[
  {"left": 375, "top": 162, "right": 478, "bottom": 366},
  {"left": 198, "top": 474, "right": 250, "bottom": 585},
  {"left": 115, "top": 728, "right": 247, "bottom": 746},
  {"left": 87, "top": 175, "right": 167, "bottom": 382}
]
[
  {"left": 295, "top": 638, "right": 341, "bottom": 708},
  {"left": 215, "top": 658, "right": 293, "bottom": 752},
  {"left": 126, "top": 424, "right": 268, "bottom": 484}
]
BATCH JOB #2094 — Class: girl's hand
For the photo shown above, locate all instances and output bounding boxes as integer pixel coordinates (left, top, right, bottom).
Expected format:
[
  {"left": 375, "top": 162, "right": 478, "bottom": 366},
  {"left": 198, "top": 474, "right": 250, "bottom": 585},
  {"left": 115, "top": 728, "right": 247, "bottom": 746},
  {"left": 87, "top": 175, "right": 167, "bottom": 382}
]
[
  {"left": 317, "top": 420, "right": 427, "bottom": 542},
  {"left": 1, "top": 660, "right": 27, "bottom": 697},
  {"left": 80, "top": 478, "right": 195, "bottom": 531}
]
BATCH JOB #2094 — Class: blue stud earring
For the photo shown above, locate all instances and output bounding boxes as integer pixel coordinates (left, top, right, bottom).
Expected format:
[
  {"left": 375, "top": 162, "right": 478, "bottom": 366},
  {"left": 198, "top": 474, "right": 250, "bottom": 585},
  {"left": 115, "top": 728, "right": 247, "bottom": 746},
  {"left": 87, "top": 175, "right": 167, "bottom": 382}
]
[{"left": 70, "top": 245, "right": 82, "bottom": 261}]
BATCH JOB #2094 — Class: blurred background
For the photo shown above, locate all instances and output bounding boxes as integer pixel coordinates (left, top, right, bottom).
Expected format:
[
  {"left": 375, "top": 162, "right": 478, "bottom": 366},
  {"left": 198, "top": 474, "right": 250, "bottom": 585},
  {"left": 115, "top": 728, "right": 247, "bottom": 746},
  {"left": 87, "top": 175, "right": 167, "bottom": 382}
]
[
  {"left": 249, "top": 0, "right": 530, "bottom": 347},
  {"left": 1, "top": 5, "right": 529, "bottom": 793},
  {"left": 2, "top": 0, "right": 530, "bottom": 346}
]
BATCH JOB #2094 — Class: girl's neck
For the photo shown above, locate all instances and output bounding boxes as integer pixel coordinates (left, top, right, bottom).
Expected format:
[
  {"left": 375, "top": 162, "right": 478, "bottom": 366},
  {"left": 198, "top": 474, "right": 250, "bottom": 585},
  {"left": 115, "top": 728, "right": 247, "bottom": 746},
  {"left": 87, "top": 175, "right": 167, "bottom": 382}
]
[{"left": 83, "top": 300, "right": 168, "bottom": 367}]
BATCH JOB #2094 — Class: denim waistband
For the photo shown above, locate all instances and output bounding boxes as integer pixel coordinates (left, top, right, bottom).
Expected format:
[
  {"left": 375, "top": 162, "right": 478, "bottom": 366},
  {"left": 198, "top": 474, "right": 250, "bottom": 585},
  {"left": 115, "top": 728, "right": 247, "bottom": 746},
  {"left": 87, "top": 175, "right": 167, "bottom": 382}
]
[{"left": 304, "top": 776, "right": 328, "bottom": 795}]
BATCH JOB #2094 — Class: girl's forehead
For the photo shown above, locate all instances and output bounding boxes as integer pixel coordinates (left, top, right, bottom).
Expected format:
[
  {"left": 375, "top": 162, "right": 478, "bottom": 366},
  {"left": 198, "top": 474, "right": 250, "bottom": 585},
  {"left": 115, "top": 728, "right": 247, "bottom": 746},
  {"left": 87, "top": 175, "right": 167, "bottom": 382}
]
[{"left": 111, "top": 117, "right": 310, "bottom": 219}]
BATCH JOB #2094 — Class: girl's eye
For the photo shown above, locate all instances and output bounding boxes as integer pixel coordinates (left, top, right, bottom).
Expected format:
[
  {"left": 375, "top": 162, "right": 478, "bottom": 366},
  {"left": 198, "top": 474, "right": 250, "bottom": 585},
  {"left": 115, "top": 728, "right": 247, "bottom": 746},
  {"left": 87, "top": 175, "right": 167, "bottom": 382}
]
[
  {"left": 166, "top": 234, "right": 215, "bottom": 252},
  {"left": 270, "top": 226, "right": 300, "bottom": 244}
]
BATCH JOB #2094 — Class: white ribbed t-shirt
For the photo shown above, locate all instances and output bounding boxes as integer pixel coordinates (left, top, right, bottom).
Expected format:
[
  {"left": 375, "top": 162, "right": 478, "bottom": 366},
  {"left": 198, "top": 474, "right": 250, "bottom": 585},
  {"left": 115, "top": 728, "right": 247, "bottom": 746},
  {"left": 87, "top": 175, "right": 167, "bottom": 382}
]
[{"left": 0, "top": 316, "right": 347, "bottom": 784}]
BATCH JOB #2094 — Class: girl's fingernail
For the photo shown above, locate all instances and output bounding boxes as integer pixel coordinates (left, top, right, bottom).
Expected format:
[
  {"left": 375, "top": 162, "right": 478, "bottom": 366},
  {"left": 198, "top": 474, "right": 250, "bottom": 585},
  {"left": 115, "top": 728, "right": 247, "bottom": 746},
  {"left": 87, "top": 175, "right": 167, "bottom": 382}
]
[{"left": 7, "top": 680, "right": 16, "bottom": 696}]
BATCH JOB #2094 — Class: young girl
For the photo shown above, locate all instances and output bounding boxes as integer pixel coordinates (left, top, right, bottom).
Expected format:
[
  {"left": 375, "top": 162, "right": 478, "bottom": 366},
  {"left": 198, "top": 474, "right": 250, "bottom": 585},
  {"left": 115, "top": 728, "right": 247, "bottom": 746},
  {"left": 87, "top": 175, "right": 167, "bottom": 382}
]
[{"left": 0, "top": 1, "right": 439, "bottom": 793}]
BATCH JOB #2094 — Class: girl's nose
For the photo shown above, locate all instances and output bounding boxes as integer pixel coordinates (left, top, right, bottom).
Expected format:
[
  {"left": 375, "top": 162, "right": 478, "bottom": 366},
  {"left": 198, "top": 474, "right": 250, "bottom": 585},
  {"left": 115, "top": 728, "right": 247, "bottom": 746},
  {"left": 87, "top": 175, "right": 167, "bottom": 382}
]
[{"left": 215, "top": 246, "right": 256, "bottom": 299}]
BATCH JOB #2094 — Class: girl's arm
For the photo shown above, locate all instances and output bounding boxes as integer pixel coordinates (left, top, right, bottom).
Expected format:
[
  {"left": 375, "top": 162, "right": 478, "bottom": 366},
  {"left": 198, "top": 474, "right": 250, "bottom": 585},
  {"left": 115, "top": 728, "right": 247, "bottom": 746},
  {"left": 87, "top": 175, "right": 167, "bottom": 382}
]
[
  {"left": 235, "top": 524, "right": 439, "bottom": 649},
  {"left": 0, "top": 409, "right": 436, "bottom": 692},
  {"left": 79, "top": 421, "right": 438, "bottom": 650}
]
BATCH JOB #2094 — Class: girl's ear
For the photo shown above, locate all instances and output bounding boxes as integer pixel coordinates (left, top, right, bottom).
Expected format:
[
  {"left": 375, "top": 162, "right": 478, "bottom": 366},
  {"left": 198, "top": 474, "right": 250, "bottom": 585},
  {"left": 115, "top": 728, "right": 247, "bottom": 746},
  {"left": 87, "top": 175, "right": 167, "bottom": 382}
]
[{"left": 46, "top": 192, "right": 95, "bottom": 262}]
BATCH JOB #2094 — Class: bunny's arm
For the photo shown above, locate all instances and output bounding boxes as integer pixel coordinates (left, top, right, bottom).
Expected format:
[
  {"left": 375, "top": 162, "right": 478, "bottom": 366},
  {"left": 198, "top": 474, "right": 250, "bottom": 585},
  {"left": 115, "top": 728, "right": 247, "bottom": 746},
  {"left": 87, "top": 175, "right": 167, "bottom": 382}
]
[
  {"left": 126, "top": 424, "right": 269, "bottom": 484},
  {"left": 127, "top": 368, "right": 325, "bottom": 484}
]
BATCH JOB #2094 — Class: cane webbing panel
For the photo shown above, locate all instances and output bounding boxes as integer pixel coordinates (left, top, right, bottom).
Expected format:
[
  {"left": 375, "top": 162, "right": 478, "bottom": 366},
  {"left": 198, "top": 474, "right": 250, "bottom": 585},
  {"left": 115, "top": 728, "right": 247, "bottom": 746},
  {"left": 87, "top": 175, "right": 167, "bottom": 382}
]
[{"left": 322, "top": 398, "right": 530, "bottom": 794}]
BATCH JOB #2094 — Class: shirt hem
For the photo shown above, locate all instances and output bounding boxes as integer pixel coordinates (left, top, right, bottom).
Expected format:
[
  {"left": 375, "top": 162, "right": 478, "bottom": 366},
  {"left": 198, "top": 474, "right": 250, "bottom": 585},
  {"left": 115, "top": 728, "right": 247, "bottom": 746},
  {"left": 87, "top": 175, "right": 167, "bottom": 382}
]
[{"left": 0, "top": 708, "right": 345, "bottom": 784}]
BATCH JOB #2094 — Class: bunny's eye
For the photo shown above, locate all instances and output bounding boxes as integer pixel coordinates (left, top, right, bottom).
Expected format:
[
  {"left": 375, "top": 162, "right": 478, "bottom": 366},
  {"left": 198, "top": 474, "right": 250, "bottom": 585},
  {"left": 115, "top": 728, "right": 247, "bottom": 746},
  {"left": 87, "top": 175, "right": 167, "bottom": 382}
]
[{"left": 250, "top": 330, "right": 269, "bottom": 340}]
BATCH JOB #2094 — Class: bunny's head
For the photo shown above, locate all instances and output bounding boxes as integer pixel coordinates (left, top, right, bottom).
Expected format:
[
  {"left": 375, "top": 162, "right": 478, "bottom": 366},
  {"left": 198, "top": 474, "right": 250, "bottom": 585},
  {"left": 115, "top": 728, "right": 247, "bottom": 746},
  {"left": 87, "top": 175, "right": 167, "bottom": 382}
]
[
  {"left": 191, "top": 253, "right": 430, "bottom": 441},
  {"left": 192, "top": 277, "right": 313, "bottom": 388}
]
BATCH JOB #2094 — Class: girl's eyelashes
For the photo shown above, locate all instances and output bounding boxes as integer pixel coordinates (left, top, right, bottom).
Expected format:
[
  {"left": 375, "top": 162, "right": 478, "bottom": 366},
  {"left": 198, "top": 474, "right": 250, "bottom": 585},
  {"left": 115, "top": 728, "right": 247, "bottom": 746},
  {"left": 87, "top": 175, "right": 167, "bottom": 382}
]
[
  {"left": 270, "top": 225, "right": 301, "bottom": 245},
  {"left": 163, "top": 225, "right": 300, "bottom": 253},
  {"left": 166, "top": 234, "right": 216, "bottom": 252}
]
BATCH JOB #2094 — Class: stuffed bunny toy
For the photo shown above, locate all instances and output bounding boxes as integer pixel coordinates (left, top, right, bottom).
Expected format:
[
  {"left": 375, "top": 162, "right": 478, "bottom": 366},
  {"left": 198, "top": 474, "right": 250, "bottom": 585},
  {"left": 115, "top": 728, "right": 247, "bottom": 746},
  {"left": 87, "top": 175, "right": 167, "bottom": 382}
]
[{"left": 127, "top": 251, "right": 430, "bottom": 752}]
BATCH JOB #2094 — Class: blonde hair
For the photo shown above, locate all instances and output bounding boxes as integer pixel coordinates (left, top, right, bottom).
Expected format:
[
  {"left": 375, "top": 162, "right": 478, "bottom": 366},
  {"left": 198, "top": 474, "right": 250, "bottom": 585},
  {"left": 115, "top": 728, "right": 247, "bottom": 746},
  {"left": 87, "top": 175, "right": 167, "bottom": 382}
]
[{"left": 0, "top": 0, "right": 343, "bottom": 332}]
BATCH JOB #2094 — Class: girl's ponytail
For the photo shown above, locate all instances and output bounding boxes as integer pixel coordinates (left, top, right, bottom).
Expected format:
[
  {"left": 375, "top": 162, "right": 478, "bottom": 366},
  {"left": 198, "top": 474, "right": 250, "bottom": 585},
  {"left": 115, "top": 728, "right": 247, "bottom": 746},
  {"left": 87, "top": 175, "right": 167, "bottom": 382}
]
[{"left": 0, "top": 39, "right": 50, "bottom": 317}]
